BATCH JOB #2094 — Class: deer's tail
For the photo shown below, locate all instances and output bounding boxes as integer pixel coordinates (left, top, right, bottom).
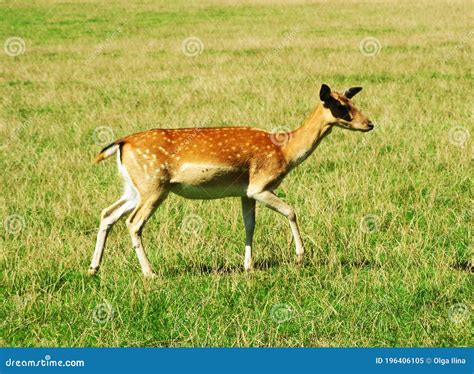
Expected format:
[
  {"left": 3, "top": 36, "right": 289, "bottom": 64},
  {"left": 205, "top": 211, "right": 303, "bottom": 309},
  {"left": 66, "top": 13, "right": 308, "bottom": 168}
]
[{"left": 94, "top": 141, "right": 124, "bottom": 163}]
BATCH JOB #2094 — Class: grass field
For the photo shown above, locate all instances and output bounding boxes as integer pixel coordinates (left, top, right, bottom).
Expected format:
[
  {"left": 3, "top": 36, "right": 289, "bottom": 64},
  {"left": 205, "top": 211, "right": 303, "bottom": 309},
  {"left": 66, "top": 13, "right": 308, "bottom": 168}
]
[{"left": 1, "top": 0, "right": 472, "bottom": 347}]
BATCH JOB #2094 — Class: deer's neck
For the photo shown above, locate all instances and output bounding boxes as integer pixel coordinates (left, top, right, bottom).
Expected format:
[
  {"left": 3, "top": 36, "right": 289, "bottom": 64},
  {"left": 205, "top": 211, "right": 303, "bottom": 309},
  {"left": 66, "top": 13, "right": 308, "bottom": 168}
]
[{"left": 283, "top": 103, "right": 332, "bottom": 168}]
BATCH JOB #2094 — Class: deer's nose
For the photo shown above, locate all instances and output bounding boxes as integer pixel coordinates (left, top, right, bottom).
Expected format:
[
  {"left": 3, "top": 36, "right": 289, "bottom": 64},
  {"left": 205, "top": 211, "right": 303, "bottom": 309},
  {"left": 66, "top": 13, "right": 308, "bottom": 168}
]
[{"left": 367, "top": 122, "right": 374, "bottom": 130}]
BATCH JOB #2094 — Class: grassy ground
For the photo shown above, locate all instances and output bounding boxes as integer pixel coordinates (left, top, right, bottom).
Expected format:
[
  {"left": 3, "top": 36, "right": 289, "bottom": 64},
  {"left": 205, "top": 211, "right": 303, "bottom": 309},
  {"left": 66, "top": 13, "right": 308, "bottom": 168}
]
[{"left": 0, "top": 0, "right": 472, "bottom": 347}]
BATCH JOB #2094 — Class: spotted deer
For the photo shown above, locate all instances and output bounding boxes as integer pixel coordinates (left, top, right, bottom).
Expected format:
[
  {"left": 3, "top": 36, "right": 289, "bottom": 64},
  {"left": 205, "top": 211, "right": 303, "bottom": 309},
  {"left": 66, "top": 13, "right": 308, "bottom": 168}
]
[{"left": 89, "top": 84, "right": 374, "bottom": 278}]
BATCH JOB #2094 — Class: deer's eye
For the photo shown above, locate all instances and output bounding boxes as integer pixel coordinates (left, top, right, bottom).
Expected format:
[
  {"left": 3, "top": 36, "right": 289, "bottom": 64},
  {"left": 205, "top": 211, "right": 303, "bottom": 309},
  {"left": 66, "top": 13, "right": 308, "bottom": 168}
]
[
  {"left": 337, "top": 104, "right": 348, "bottom": 112},
  {"left": 337, "top": 104, "right": 351, "bottom": 120}
]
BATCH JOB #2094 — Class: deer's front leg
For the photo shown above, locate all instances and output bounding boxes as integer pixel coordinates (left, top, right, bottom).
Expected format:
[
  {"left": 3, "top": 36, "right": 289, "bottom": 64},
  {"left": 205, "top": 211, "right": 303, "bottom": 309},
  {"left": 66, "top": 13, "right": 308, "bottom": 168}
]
[
  {"left": 241, "top": 196, "right": 256, "bottom": 270},
  {"left": 250, "top": 190, "right": 304, "bottom": 265}
]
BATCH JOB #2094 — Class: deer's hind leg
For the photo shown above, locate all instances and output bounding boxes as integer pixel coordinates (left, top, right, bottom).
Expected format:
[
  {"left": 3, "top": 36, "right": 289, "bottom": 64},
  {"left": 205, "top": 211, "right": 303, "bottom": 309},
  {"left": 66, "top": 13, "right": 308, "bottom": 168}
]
[
  {"left": 125, "top": 190, "right": 169, "bottom": 278},
  {"left": 119, "top": 143, "right": 172, "bottom": 277},
  {"left": 89, "top": 147, "right": 140, "bottom": 275},
  {"left": 89, "top": 197, "right": 137, "bottom": 275}
]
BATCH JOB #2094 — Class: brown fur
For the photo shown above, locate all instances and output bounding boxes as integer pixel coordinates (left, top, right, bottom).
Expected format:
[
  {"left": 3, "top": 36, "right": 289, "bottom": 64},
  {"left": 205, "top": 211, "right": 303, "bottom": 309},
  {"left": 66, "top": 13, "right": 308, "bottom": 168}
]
[{"left": 90, "top": 85, "right": 374, "bottom": 276}]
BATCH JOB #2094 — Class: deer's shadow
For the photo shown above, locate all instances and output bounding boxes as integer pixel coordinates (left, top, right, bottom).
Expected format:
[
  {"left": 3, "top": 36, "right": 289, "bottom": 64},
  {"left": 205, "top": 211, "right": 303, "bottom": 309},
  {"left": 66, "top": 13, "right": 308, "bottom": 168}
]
[{"left": 164, "top": 258, "right": 282, "bottom": 276}]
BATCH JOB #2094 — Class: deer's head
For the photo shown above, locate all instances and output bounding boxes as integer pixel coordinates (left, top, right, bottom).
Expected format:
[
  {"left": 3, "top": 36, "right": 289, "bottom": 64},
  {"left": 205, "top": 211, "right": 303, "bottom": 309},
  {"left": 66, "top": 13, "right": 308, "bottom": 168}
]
[{"left": 319, "top": 84, "right": 374, "bottom": 132}]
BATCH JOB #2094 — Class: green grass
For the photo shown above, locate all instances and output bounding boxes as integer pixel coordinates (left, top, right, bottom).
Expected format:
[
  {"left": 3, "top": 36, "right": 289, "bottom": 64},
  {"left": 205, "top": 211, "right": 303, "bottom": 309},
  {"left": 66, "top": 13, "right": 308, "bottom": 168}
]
[{"left": 1, "top": 0, "right": 472, "bottom": 347}]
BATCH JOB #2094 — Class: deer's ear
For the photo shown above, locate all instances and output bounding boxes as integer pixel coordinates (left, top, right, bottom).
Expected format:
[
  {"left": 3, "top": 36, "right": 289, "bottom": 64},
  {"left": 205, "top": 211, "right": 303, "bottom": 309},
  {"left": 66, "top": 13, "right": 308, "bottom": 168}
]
[
  {"left": 319, "top": 84, "right": 332, "bottom": 102},
  {"left": 344, "top": 87, "right": 362, "bottom": 99}
]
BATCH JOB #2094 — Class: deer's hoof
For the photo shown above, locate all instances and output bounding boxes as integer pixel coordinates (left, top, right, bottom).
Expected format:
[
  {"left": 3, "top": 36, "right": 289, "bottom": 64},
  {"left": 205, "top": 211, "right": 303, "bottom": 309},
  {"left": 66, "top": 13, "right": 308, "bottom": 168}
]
[
  {"left": 88, "top": 267, "right": 99, "bottom": 276},
  {"left": 244, "top": 258, "right": 253, "bottom": 271},
  {"left": 296, "top": 254, "right": 304, "bottom": 266},
  {"left": 144, "top": 272, "right": 158, "bottom": 280}
]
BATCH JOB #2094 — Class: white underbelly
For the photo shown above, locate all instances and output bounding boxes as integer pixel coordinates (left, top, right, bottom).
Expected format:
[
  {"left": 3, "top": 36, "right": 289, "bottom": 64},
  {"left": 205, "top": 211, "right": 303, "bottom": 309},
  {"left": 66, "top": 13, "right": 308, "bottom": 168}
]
[
  {"left": 169, "top": 162, "right": 248, "bottom": 199},
  {"left": 170, "top": 183, "right": 247, "bottom": 199}
]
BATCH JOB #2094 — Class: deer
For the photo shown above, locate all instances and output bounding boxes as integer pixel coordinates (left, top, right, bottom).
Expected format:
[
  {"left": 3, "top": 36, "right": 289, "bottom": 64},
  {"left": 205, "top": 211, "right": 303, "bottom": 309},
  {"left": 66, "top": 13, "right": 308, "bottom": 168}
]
[{"left": 88, "top": 84, "right": 374, "bottom": 278}]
